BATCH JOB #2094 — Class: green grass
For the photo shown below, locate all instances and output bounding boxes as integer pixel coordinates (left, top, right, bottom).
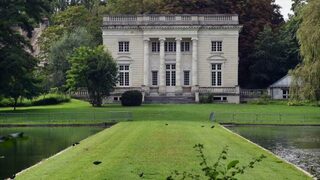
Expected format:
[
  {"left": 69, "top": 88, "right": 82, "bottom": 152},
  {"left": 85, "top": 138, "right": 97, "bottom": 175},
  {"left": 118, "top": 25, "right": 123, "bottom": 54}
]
[
  {"left": 17, "top": 121, "right": 311, "bottom": 180},
  {"left": 0, "top": 99, "right": 319, "bottom": 124}
]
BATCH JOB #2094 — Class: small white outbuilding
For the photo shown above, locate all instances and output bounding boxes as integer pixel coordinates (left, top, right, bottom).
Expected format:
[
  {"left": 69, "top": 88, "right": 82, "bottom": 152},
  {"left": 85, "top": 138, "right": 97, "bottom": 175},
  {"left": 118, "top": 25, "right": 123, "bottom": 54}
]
[{"left": 268, "top": 75, "right": 292, "bottom": 100}]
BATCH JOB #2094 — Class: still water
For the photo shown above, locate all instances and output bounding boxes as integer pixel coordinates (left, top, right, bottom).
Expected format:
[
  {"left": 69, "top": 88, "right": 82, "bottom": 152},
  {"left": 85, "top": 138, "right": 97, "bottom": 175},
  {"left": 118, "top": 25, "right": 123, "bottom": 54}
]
[
  {"left": 227, "top": 125, "right": 320, "bottom": 178},
  {"left": 0, "top": 126, "right": 104, "bottom": 179}
]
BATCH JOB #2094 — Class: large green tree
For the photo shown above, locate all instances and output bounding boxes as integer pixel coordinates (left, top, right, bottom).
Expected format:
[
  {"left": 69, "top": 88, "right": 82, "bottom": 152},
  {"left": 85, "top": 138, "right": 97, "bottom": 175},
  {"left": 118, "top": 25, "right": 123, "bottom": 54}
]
[
  {"left": 48, "top": 27, "right": 96, "bottom": 90},
  {"left": 38, "top": 5, "right": 102, "bottom": 61},
  {"left": 0, "top": 0, "right": 51, "bottom": 109},
  {"left": 248, "top": 25, "right": 300, "bottom": 88},
  {"left": 291, "top": 0, "right": 320, "bottom": 101},
  {"left": 67, "top": 46, "right": 118, "bottom": 107}
]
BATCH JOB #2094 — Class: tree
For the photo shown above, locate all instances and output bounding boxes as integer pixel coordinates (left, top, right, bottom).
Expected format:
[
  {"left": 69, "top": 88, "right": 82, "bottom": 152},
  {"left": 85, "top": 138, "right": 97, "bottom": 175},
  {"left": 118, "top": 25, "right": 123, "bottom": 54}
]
[
  {"left": 0, "top": 46, "right": 40, "bottom": 110},
  {"left": 0, "top": 1, "right": 51, "bottom": 110},
  {"left": 67, "top": 46, "right": 118, "bottom": 107},
  {"left": 38, "top": 5, "right": 102, "bottom": 61},
  {"left": 291, "top": 0, "right": 320, "bottom": 101},
  {"left": 248, "top": 26, "right": 299, "bottom": 88},
  {"left": 47, "top": 27, "right": 96, "bottom": 90}
]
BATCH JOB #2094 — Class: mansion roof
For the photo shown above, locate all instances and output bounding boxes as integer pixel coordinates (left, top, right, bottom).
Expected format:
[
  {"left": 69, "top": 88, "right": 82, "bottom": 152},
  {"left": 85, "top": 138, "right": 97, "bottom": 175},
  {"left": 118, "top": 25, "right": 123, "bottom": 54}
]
[{"left": 102, "top": 14, "right": 240, "bottom": 27}]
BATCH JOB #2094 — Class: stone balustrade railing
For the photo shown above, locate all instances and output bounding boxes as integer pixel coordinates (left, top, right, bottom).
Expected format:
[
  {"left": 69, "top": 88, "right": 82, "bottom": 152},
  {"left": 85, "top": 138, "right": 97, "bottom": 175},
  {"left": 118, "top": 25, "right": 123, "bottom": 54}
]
[
  {"left": 103, "top": 14, "right": 239, "bottom": 26},
  {"left": 199, "top": 87, "right": 239, "bottom": 94}
]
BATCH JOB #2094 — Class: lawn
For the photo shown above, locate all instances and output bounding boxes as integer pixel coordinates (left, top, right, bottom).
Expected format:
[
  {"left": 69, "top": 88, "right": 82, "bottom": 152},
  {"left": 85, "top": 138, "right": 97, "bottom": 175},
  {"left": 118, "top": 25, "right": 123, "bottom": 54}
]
[
  {"left": 0, "top": 99, "right": 319, "bottom": 124},
  {"left": 17, "top": 121, "right": 311, "bottom": 180}
]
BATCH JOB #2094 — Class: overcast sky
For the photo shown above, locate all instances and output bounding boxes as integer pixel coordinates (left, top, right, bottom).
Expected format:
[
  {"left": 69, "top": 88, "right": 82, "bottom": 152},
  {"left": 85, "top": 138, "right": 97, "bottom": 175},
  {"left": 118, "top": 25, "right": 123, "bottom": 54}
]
[{"left": 275, "top": 0, "right": 293, "bottom": 20}]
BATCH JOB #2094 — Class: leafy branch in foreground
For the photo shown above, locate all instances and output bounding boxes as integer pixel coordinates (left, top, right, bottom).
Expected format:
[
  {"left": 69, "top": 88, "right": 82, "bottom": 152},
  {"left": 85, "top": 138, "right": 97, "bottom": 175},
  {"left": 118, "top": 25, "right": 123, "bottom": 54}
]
[{"left": 167, "top": 144, "right": 266, "bottom": 180}]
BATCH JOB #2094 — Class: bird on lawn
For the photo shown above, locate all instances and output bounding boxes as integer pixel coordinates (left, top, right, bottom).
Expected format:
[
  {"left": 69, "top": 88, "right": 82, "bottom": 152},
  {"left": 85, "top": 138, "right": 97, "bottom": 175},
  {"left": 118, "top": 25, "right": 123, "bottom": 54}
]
[{"left": 93, "top": 161, "right": 102, "bottom": 165}]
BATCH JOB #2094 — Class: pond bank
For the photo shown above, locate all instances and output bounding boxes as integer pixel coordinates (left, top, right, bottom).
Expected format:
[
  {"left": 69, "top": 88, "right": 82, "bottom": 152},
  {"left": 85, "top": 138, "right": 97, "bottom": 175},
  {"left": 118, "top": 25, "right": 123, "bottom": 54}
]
[
  {"left": 225, "top": 125, "right": 319, "bottom": 179},
  {"left": 16, "top": 121, "right": 312, "bottom": 179},
  {"left": 0, "top": 122, "right": 116, "bottom": 127},
  {"left": 0, "top": 126, "right": 106, "bottom": 179}
]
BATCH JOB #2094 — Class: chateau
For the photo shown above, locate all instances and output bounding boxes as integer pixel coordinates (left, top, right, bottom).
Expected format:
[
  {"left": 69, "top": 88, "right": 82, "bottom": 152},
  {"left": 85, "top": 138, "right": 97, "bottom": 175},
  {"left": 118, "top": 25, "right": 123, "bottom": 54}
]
[{"left": 102, "top": 14, "right": 242, "bottom": 103}]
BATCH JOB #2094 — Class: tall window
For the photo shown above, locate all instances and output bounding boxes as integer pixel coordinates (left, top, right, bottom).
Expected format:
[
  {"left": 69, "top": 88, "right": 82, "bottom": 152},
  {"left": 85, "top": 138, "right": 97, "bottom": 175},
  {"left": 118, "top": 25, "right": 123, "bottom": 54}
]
[
  {"left": 119, "top": 65, "right": 130, "bottom": 86},
  {"left": 184, "top": 71, "right": 190, "bottom": 86},
  {"left": 151, "top": 42, "right": 160, "bottom": 52},
  {"left": 211, "top": 41, "right": 222, "bottom": 52},
  {"left": 211, "top": 64, "right": 222, "bottom": 86},
  {"left": 166, "top": 64, "right": 176, "bottom": 86},
  {"left": 119, "top": 41, "right": 129, "bottom": 52},
  {"left": 165, "top": 42, "right": 176, "bottom": 52},
  {"left": 282, "top": 89, "right": 289, "bottom": 99},
  {"left": 152, "top": 71, "right": 158, "bottom": 86},
  {"left": 181, "top": 41, "right": 190, "bottom": 52}
]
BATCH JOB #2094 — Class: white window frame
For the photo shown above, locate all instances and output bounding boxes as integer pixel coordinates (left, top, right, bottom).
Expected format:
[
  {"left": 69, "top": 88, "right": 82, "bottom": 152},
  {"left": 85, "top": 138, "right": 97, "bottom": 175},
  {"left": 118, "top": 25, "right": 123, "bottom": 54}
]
[
  {"left": 151, "top": 71, "right": 158, "bottom": 86},
  {"left": 119, "top": 65, "right": 130, "bottom": 87},
  {"left": 211, "top": 41, "right": 222, "bottom": 52},
  {"left": 282, "top": 89, "right": 289, "bottom": 99},
  {"left": 211, "top": 63, "right": 222, "bottom": 86},
  {"left": 181, "top": 41, "right": 190, "bottom": 52},
  {"left": 165, "top": 41, "right": 176, "bottom": 52},
  {"left": 183, "top": 70, "right": 190, "bottom": 86},
  {"left": 119, "top": 41, "right": 130, "bottom": 52},
  {"left": 151, "top": 41, "right": 160, "bottom": 53},
  {"left": 166, "top": 64, "right": 176, "bottom": 86}
]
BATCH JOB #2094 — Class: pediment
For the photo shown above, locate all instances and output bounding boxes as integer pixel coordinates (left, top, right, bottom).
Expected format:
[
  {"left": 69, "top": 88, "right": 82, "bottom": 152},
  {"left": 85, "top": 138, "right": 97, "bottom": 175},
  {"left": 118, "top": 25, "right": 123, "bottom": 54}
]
[
  {"left": 207, "top": 54, "right": 226, "bottom": 62},
  {"left": 116, "top": 56, "right": 133, "bottom": 61}
]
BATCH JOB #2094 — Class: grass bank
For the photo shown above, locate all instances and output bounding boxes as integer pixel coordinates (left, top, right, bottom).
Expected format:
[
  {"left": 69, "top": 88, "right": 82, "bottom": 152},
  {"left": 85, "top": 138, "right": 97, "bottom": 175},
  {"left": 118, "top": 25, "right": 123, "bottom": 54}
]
[
  {"left": 17, "top": 121, "right": 311, "bottom": 180},
  {"left": 0, "top": 99, "right": 319, "bottom": 125}
]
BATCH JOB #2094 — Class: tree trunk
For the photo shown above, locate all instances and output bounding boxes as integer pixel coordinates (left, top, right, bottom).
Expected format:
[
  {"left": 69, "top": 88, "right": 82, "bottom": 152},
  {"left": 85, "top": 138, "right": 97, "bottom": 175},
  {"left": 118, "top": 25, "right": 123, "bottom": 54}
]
[{"left": 13, "top": 98, "right": 18, "bottom": 111}]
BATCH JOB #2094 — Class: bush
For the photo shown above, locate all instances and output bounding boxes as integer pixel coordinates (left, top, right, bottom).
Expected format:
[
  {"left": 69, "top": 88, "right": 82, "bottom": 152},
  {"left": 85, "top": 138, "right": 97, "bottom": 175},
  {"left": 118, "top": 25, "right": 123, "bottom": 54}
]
[
  {"left": 199, "top": 94, "right": 213, "bottom": 103},
  {"left": 121, "top": 90, "right": 142, "bottom": 106},
  {"left": 0, "top": 97, "right": 32, "bottom": 107},
  {"left": 32, "top": 93, "right": 71, "bottom": 106}
]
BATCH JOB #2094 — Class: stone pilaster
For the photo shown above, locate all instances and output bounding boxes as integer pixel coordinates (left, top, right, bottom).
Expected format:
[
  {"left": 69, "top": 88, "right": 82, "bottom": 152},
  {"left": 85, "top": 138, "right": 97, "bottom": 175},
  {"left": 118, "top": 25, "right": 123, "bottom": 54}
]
[
  {"left": 175, "top": 37, "right": 182, "bottom": 94},
  {"left": 159, "top": 37, "right": 166, "bottom": 95},
  {"left": 191, "top": 37, "right": 198, "bottom": 92},
  {"left": 143, "top": 38, "right": 150, "bottom": 87}
]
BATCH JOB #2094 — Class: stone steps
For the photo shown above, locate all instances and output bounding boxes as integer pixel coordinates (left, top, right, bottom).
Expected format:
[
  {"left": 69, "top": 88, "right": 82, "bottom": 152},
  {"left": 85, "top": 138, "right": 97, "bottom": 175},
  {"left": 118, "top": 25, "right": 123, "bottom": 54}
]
[{"left": 144, "top": 96, "right": 195, "bottom": 104}]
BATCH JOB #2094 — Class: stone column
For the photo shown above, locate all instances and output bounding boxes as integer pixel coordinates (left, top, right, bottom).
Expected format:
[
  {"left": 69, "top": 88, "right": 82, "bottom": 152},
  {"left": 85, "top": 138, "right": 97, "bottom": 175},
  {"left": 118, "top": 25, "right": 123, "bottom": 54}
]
[
  {"left": 143, "top": 38, "right": 150, "bottom": 87},
  {"left": 175, "top": 37, "right": 182, "bottom": 94},
  {"left": 192, "top": 37, "right": 198, "bottom": 92},
  {"left": 159, "top": 37, "right": 166, "bottom": 95}
]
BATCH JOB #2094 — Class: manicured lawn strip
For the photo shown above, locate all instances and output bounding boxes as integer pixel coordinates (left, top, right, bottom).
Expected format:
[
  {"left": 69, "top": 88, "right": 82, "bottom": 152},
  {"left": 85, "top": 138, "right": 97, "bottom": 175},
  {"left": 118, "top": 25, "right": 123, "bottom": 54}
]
[
  {"left": 17, "top": 121, "right": 311, "bottom": 180},
  {"left": 0, "top": 99, "right": 319, "bottom": 124}
]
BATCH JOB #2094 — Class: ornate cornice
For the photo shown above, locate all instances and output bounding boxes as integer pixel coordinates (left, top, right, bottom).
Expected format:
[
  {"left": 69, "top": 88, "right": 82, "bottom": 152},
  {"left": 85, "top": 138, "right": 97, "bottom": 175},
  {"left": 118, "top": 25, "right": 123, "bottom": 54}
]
[{"left": 102, "top": 25, "right": 242, "bottom": 31}]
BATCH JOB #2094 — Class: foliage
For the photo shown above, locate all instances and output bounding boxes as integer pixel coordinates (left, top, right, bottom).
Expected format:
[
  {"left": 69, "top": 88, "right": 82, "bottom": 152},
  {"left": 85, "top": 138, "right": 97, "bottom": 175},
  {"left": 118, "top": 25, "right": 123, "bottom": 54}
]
[
  {"left": 121, "top": 90, "right": 143, "bottom": 106},
  {"left": 291, "top": 0, "right": 320, "bottom": 101},
  {"left": 199, "top": 94, "right": 213, "bottom": 104},
  {"left": 32, "top": 93, "right": 70, "bottom": 106},
  {"left": 247, "top": 94, "right": 272, "bottom": 105},
  {"left": 248, "top": 25, "right": 300, "bottom": 88},
  {"left": 67, "top": 46, "right": 118, "bottom": 107},
  {"left": 167, "top": 144, "right": 266, "bottom": 180},
  {"left": 38, "top": 5, "right": 102, "bottom": 61},
  {"left": 47, "top": 27, "right": 96, "bottom": 90},
  {"left": 0, "top": 93, "right": 70, "bottom": 107},
  {"left": 0, "top": 1, "right": 51, "bottom": 110}
]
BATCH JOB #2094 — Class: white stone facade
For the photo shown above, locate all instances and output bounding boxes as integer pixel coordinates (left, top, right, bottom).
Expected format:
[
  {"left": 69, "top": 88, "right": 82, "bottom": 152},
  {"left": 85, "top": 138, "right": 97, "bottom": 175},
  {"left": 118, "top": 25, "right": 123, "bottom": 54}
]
[{"left": 102, "top": 14, "right": 242, "bottom": 103}]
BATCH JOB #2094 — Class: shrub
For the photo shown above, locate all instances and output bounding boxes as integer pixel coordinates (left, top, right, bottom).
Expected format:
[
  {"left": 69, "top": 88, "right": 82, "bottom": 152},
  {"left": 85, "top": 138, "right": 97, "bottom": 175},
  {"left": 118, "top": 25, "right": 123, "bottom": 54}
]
[
  {"left": 199, "top": 93, "right": 213, "bottom": 103},
  {"left": 32, "top": 93, "right": 70, "bottom": 106},
  {"left": 0, "top": 97, "right": 32, "bottom": 107},
  {"left": 121, "top": 90, "right": 142, "bottom": 106}
]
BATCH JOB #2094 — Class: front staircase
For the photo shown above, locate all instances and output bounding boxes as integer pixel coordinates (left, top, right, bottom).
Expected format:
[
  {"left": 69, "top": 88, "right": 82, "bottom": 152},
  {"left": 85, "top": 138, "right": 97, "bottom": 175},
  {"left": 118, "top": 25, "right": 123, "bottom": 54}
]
[{"left": 144, "top": 96, "right": 195, "bottom": 104}]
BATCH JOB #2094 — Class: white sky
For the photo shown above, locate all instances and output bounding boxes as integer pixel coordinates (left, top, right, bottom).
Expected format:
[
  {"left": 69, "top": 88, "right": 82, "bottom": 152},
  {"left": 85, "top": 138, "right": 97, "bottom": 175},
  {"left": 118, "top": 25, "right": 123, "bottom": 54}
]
[{"left": 275, "top": 0, "right": 293, "bottom": 20}]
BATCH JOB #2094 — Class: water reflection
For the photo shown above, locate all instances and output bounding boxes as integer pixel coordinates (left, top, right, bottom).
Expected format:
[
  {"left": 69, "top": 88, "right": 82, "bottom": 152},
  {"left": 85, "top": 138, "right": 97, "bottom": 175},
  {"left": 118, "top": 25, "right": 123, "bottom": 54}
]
[
  {"left": 0, "top": 127, "right": 104, "bottom": 179},
  {"left": 227, "top": 126, "right": 320, "bottom": 178}
]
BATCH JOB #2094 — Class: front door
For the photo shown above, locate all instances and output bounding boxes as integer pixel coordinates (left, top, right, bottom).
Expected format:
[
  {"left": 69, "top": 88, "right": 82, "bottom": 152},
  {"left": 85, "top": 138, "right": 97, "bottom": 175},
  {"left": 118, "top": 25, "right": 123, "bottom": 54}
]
[{"left": 166, "top": 64, "right": 176, "bottom": 93}]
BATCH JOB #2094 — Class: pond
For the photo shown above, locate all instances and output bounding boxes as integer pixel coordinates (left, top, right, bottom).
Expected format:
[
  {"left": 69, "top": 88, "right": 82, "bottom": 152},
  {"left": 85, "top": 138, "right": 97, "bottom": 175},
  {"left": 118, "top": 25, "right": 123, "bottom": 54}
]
[
  {"left": 0, "top": 126, "right": 105, "bottom": 179},
  {"left": 227, "top": 125, "right": 320, "bottom": 178}
]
